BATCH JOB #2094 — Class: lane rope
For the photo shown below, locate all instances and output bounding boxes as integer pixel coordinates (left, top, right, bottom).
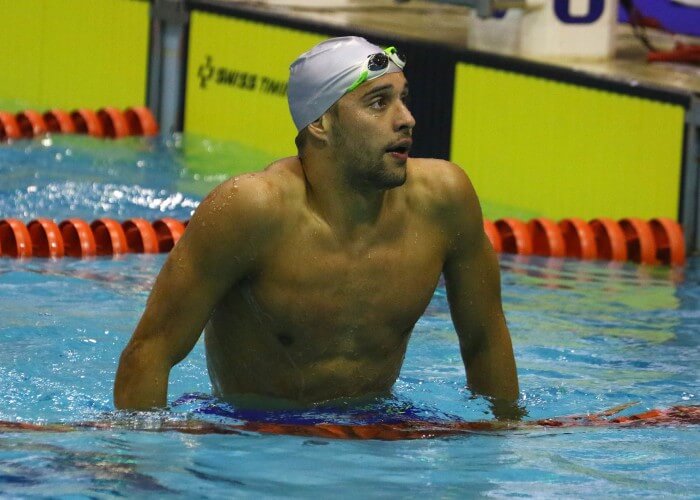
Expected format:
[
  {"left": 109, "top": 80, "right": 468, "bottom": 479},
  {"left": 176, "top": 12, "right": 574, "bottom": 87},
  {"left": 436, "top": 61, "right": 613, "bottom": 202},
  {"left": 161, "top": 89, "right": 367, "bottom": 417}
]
[
  {"left": 0, "top": 216, "right": 686, "bottom": 265},
  {"left": 0, "top": 404, "right": 697, "bottom": 440},
  {"left": 0, "top": 106, "right": 158, "bottom": 141},
  {"left": 486, "top": 216, "right": 684, "bottom": 266},
  {"left": 0, "top": 217, "right": 185, "bottom": 258}
]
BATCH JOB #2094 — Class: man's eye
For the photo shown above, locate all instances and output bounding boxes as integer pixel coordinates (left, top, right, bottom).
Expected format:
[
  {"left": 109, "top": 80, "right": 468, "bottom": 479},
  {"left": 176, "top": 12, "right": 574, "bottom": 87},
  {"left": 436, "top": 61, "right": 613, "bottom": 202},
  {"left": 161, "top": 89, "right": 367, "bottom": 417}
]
[
  {"left": 401, "top": 94, "right": 411, "bottom": 106},
  {"left": 370, "top": 97, "right": 387, "bottom": 109}
]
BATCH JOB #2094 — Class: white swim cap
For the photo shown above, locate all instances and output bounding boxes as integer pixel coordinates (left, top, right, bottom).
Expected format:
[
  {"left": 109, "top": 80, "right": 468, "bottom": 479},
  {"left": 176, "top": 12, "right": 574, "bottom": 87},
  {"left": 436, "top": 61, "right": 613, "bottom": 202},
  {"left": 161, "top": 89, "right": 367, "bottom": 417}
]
[{"left": 288, "top": 36, "right": 404, "bottom": 131}]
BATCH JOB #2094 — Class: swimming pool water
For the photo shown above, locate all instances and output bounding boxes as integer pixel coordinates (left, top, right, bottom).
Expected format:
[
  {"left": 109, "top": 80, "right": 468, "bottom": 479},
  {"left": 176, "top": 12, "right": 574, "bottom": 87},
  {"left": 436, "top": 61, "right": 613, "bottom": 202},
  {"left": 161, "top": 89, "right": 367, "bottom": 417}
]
[{"left": 0, "top": 136, "right": 698, "bottom": 497}]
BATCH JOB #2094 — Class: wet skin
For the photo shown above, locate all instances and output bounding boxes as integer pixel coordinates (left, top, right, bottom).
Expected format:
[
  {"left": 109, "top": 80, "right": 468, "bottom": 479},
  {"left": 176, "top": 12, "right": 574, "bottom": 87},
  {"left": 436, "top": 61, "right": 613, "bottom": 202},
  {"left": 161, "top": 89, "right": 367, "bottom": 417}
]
[{"left": 114, "top": 72, "right": 518, "bottom": 412}]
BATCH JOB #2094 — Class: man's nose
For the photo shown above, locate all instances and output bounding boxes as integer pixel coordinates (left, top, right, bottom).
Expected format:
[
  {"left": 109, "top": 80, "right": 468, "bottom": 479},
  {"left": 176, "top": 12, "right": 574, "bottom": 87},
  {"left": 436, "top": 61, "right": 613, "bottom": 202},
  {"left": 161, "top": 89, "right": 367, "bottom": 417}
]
[{"left": 395, "top": 101, "right": 416, "bottom": 131}]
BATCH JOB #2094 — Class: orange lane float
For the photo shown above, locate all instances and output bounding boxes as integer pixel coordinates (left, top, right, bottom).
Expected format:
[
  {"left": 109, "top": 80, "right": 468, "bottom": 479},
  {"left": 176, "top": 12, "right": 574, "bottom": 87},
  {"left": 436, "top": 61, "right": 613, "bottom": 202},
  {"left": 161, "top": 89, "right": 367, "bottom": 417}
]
[
  {"left": 528, "top": 217, "right": 566, "bottom": 258},
  {"left": 0, "top": 217, "right": 687, "bottom": 266},
  {"left": 619, "top": 218, "right": 657, "bottom": 265},
  {"left": 483, "top": 219, "right": 502, "bottom": 253},
  {"left": 122, "top": 218, "right": 159, "bottom": 254},
  {"left": 152, "top": 218, "right": 186, "bottom": 252},
  {"left": 0, "top": 112, "right": 21, "bottom": 141},
  {"left": 70, "top": 109, "right": 105, "bottom": 137},
  {"left": 649, "top": 218, "right": 686, "bottom": 267},
  {"left": 483, "top": 216, "right": 685, "bottom": 266},
  {"left": 59, "top": 219, "right": 97, "bottom": 258},
  {"left": 90, "top": 218, "right": 128, "bottom": 256},
  {"left": 0, "top": 405, "right": 697, "bottom": 440},
  {"left": 28, "top": 218, "right": 65, "bottom": 258},
  {"left": 589, "top": 218, "right": 628, "bottom": 262},
  {"left": 0, "top": 217, "right": 180, "bottom": 258},
  {"left": 97, "top": 107, "right": 130, "bottom": 139},
  {"left": 0, "top": 219, "right": 33, "bottom": 258},
  {"left": 558, "top": 218, "right": 597, "bottom": 260},
  {"left": 495, "top": 218, "right": 533, "bottom": 256},
  {"left": 124, "top": 106, "right": 159, "bottom": 136},
  {"left": 16, "top": 110, "right": 48, "bottom": 139},
  {"left": 0, "top": 106, "right": 159, "bottom": 142},
  {"left": 43, "top": 109, "right": 76, "bottom": 134}
]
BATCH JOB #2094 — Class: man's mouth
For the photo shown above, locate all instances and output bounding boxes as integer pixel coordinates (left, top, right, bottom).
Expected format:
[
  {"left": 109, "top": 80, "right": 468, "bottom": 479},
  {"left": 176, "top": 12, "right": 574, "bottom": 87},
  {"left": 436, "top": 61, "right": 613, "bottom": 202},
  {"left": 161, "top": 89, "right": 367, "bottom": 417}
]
[{"left": 386, "top": 139, "right": 412, "bottom": 160}]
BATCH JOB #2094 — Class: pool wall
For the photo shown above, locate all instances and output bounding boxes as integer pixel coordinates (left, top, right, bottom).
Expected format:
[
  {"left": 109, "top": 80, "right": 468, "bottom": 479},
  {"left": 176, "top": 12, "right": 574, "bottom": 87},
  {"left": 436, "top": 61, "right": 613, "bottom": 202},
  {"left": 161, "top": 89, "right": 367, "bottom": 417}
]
[{"left": 0, "top": 0, "right": 150, "bottom": 113}]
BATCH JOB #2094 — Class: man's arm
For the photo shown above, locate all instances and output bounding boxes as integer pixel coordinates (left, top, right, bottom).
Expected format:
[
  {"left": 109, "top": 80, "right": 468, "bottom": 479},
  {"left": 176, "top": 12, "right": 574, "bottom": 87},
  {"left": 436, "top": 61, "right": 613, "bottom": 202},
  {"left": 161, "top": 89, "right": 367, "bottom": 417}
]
[
  {"left": 114, "top": 175, "right": 274, "bottom": 410},
  {"left": 439, "top": 163, "right": 520, "bottom": 417}
]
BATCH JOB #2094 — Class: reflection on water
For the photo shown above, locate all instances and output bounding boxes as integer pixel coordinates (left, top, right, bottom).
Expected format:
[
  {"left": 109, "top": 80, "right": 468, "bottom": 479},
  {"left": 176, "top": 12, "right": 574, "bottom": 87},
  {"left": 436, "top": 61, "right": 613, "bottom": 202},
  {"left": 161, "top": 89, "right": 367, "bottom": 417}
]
[
  {"left": 502, "top": 254, "right": 682, "bottom": 344},
  {"left": 0, "top": 133, "right": 268, "bottom": 222},
  {"left": 0, "top": 434, "right": 172, "bottom": 495}
]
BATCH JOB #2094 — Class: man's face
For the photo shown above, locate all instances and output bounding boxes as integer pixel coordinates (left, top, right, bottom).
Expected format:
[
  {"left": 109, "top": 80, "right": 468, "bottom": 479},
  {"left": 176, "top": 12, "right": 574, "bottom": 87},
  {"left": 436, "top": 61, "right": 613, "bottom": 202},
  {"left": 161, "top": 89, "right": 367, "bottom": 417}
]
[{"left": 327, "top": 72, "right": 415, "bottom": 190}]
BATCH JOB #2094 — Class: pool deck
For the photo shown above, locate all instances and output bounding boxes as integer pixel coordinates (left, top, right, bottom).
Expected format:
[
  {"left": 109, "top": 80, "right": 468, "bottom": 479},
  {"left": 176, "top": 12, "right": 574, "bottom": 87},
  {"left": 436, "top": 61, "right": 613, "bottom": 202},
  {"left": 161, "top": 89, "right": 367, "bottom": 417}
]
[{"left": 213, "top": 0, "right": 700, "bottom": 97}]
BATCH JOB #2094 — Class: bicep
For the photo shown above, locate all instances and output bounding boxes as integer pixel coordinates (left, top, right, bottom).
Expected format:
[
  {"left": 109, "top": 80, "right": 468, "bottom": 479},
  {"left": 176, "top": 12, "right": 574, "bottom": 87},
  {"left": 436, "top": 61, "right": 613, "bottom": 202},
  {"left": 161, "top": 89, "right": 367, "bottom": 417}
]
[
  {"left": 438, "top": 164, "right": 507, "bottom": 355},
  {"left": 444, "top": 228, "right": 507, "bottom": 356},
  {"left": 127, "top": 184, "right": 262, "bottom": 366},
  {"left": 131, "top": 231, "right": 231, "bottom": 365}
]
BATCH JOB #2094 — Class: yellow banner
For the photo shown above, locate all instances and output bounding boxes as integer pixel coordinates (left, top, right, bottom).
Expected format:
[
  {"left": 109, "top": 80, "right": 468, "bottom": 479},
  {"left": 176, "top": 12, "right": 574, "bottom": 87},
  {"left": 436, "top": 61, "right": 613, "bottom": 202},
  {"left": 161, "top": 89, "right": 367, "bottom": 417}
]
[
  {"left": 451, "top": 63, "right": 685, "bottom": 220},
  {"left": 185, "top": 12, "right": 328, "bottom": 171},
  {"left": 0, "top": 0, "right": 149, "bottom": 112}
]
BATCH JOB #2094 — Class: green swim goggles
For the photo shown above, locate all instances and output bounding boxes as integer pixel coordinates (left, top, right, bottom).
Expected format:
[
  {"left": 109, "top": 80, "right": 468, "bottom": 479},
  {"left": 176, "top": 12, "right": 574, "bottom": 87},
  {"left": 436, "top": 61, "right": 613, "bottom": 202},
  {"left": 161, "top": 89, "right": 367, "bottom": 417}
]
[{"left": 346, "top": 46, "right": 406, "bottom": 93}]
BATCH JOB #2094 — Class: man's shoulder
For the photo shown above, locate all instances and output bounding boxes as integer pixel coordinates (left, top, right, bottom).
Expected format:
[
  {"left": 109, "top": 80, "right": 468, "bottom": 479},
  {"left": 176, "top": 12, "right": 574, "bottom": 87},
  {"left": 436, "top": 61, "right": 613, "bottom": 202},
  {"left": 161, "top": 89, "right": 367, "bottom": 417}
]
[
  {"left": 194, "top": 157, "right": 304, "bottom": 233},
  {"left": 406, "top": 158, "right": 478, "bottom": 211},
  {"left": 207, "top": 157, "right": 303, "bottom": 210}
]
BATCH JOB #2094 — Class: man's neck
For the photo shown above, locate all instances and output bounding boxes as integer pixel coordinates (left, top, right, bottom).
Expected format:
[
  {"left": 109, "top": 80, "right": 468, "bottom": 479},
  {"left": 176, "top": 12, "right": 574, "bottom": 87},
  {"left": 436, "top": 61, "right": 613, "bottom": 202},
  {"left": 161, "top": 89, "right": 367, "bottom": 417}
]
[{"left": 299, "top": 155, "right": 391, "bottom": 241}]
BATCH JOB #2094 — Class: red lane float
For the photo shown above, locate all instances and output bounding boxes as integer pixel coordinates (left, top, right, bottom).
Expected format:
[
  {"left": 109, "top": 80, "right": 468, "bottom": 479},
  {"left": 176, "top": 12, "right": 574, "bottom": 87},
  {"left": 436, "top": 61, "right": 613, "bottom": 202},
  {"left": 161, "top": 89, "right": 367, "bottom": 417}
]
[
  {"left": 0, "top": 112, "right": 21, "bottom": 141},
  {"left": 97, "top": 107, "right": 130, "bottom": 139},
  {"left": 28, "top": 218, "right": 64, "bottom": 258},
  {"left": 558, "top": 218, "right": 597, "bottom": 260},
  {"left": 1, "top": 106, "right": 158, "bottom": 142},
  {"left": 528, "top": 218, "right": 566, "bottom": 258},
  {"left": 16, "top": 110, "right": 47, "bottom": 139},
  {"left": 0, "top": 217, "right": 687, "bottom": 266},
  {"left": 124, "top": 106, "right": 159, "bottom": 136},
  {"left": 1, "top": 405, "right": 698, "bottom": 440},
  {"left": 90, "top": 218, "right": 128, "bottom": 256},
  {"left": 59, "top": 219, "right": 97, "bottom": 258},
  {"left": 122, "top": 218, "right": 159, "bottom": 254},
  {"left": 589, "top": 218, "right": 628, "bottom": 262},
  {"left": 619, "top": 218, "right": 657, "bottom": 265},
  {"left": 43, "top": 109, "right": 76, "bottom": 134},
  {"left": 70, "top": 109, "right": 104, "bottom": 137},
  {"left": 0, "top": 219, "right": 32, "bottom": 258},
  {"left": 483, "top": 219, "right": 502, "bottom": 253},
  {"left": 649, "top": 218, "right": 686, "bottom": 266},
  {"left": 495, "top": 218, "right": 533, "bottom": 255},
  {"left": 153, "top": 218, "right": 186, "bottom": 252}
]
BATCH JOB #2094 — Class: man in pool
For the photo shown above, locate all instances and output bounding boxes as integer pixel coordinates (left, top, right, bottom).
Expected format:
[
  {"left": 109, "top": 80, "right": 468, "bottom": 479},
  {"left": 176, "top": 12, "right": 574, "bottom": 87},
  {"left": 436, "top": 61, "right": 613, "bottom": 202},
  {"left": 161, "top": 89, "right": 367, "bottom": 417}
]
[{"left": 114, "top": 37, "right": 519, "bottom": 418}]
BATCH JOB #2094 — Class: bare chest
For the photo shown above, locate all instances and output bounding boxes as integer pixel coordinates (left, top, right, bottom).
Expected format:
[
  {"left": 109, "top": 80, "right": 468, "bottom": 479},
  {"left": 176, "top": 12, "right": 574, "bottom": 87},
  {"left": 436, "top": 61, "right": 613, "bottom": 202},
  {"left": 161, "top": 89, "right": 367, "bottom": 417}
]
[{"left": 250, "top": 220, "right": 446, "bottom": 335}]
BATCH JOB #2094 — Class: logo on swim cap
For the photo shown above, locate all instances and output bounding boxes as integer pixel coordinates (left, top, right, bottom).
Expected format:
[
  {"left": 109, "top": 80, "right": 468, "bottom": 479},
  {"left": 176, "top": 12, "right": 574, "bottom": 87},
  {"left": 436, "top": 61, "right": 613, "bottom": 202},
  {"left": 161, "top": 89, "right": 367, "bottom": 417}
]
[{"left": 287, "top": 36, "right": 404, "bottom": 131}]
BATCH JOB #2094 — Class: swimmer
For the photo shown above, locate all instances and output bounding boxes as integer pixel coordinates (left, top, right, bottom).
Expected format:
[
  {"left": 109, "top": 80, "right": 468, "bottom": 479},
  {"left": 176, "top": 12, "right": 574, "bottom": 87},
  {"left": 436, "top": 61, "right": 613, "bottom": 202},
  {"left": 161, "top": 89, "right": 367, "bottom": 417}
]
[{"left": 114, "top": 37, "right": 519, "bottom": 418}]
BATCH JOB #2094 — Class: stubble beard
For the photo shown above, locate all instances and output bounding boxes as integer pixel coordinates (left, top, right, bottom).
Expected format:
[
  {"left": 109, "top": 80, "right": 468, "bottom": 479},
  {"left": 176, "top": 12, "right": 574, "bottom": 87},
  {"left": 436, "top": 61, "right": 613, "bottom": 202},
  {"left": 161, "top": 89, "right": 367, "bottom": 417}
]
[{"left": 332, "top": 129, "right": 407, "bottom": 191}]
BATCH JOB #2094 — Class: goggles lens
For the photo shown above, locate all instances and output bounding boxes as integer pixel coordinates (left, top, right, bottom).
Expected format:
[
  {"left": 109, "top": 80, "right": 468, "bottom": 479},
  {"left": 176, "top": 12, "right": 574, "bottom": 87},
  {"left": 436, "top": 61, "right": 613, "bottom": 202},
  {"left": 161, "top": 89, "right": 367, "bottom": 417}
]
[{"left": 346, "top": 46, "right": 406, "bottom": 93}]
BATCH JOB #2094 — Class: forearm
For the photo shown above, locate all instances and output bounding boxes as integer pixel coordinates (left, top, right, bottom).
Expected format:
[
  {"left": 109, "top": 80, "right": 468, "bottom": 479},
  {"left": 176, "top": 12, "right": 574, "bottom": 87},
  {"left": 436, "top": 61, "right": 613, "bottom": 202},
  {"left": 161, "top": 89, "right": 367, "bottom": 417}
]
[
  {"left": 114, "top": 340, "right": 171, "bottom": 410},
  {"left": 463, "top": 321, "right": 521, "bottom": 419},
  {"left": 465, "top": 342, "right": 519, "bottom": 402}
]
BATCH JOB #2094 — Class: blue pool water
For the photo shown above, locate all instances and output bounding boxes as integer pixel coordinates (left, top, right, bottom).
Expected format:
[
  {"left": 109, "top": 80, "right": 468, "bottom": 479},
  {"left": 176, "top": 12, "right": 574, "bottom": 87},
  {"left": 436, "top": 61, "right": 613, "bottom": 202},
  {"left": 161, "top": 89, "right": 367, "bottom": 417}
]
[{"left": 0, "top": 135, "right": 698, "bottom": 497}]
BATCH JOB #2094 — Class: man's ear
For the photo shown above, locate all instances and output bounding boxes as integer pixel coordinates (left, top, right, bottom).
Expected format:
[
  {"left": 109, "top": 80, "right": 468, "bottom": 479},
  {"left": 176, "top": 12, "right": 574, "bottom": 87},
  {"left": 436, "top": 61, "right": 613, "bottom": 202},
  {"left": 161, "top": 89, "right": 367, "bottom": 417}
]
[{"left": 307, "top": 113, "right": 332, "bottom": 143}]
